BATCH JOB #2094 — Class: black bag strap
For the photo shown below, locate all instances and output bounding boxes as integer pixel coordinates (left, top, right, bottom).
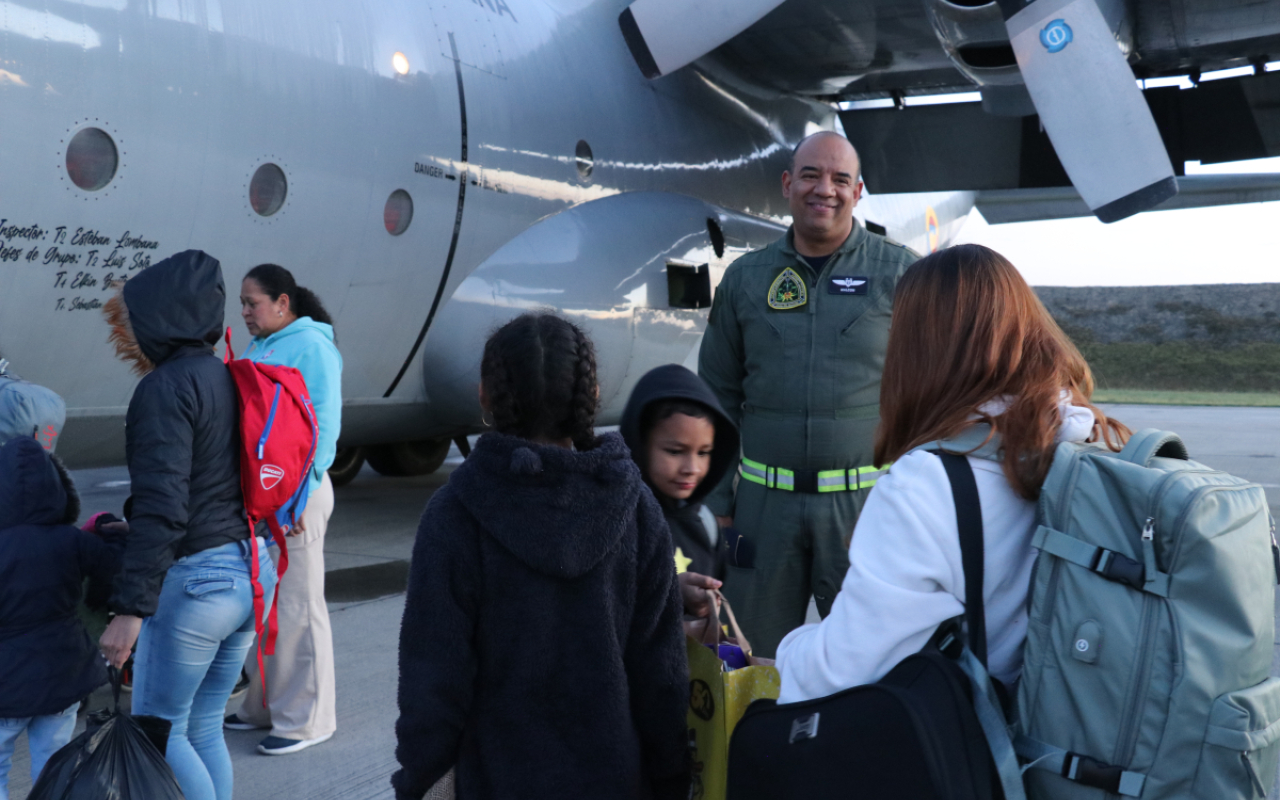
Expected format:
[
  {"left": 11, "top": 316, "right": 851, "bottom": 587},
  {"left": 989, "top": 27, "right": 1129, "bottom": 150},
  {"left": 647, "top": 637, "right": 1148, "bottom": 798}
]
[{"left": 937, "top": 452, "right": 988, "bottom": 669}]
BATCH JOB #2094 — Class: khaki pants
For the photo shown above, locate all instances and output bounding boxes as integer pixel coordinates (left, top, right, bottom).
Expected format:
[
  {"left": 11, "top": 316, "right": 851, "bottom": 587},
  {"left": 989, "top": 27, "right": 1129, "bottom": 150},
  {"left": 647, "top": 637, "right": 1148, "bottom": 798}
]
[{"left": 238, "top": 472, "right": 337, "bottom": 741}]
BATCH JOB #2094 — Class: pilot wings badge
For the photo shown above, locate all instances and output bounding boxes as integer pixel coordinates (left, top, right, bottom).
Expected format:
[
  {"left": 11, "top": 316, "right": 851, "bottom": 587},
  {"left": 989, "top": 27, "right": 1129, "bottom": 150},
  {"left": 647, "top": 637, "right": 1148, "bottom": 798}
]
[
  {"left": 828, "top": 276, "right": 869, "bottom": 295},
  {"left": 768, "top": 267, "right": 807, "bottom": 310}
]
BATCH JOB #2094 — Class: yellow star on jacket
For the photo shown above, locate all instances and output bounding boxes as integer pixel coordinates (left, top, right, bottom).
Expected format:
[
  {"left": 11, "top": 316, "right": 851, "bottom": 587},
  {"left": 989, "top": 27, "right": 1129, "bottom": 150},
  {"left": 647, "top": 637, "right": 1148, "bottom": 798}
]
[{"left": 674, "top": 547, "right": 692, "bottom": 574}]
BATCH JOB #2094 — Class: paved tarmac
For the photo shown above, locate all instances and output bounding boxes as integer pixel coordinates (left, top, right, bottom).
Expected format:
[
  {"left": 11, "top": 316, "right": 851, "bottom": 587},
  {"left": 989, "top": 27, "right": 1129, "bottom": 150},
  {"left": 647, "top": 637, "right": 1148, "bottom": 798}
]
[{"left": 6, "top": 404, "right": 1280, "bottom": 798}]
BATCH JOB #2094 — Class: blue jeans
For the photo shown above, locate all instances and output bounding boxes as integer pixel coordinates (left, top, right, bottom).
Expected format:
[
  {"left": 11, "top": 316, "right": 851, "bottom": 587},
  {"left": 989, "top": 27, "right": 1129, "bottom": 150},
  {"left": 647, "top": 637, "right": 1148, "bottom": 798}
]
[
  {"left": 132, "top": 539, "right": 276, "bottom": 800},
  {"left": 0, "top": 702, "right": 78, "bottom": 800}
]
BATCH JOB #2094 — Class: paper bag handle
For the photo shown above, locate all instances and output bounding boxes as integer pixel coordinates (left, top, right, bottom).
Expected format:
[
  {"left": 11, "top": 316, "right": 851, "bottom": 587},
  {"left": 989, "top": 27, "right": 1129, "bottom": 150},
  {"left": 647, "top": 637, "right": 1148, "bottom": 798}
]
[{"left": 716, "top": 591, "right": 753, "bottom": 657}]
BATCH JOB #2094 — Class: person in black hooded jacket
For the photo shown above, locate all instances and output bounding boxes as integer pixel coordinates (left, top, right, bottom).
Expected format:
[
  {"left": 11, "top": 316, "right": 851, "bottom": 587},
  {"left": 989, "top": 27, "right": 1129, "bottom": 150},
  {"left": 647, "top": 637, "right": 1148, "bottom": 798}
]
[
  {"left": 0, "top": 437, "right": 123, "bottom": 797},
  {"left": 620, "top": 364, "right": 741, "bottom": 582},
  {"left": 393, "top": 313, "right": 690, "bottom": 800},
  {"left": 98, "top": 250, "right": 277, "bottom": 800}
]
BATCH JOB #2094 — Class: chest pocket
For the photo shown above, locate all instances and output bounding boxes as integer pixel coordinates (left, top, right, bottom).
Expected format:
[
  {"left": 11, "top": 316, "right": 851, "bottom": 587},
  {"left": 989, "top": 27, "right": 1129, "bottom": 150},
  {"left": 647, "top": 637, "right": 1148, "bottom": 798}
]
[
  {"left": 736, "top": 278, "right": 800, "bottom": 390},
  {"left": 743, "top": 306, "right": 787, "bottom": 367},
  {"left": 838, "top": 284, "right": 892, "bottom": 339}
]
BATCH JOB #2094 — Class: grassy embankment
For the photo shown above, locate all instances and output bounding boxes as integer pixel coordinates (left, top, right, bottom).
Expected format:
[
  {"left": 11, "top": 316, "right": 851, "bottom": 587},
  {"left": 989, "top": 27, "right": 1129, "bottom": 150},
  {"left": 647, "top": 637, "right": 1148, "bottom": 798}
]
[{"left": 1079, "top": 341, "right": 1280, "bottom": 407}]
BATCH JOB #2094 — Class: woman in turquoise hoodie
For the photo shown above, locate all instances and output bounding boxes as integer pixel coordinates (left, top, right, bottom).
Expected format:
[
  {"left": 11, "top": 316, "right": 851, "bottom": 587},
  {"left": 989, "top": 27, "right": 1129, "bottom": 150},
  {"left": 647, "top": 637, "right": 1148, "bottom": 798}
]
[{"left": 226, "top": 264, "right": 342, "bottom": 756}]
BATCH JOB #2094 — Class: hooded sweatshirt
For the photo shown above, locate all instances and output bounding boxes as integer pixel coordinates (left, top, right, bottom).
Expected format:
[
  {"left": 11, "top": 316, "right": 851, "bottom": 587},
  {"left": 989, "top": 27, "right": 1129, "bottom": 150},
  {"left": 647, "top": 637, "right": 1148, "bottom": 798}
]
[
  {"left": 108, "top": 250, "right": 247, "bottom": 618},
  {"left": 620, "top": 364, "right": 740, "bottom": 578},
  {"left": 245, "top": 317, "right": 342, "bottom": 488},
  {"left": 393, "top": 432, "right": 690, "bottom": 800},
  {"left": 776, "top": 401, "right": 1099, "bottom": 701},
  {"left": 0, "top": 437, "right": 123, "bottom": 717}
]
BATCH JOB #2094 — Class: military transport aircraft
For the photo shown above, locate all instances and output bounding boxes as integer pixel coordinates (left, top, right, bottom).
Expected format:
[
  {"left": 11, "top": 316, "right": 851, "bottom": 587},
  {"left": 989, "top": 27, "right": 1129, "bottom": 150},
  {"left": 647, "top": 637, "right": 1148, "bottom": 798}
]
[{"left": 2, "top": 0, "right": 1279, "bottom": 477}]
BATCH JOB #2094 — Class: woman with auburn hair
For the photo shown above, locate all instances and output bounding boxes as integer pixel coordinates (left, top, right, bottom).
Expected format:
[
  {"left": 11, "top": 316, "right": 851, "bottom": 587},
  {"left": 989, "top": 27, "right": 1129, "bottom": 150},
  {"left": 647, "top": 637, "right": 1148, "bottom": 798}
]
[{"left": 775, "top": 243, "right": 1128, "bottom": 703}]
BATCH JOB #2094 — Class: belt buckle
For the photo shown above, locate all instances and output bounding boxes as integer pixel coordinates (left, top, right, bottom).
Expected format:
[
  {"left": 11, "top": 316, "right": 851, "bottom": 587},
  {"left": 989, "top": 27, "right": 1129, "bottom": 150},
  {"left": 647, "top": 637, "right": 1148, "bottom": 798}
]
[{"left": 794, "top": 470, "right": 819, "bottom": 494}]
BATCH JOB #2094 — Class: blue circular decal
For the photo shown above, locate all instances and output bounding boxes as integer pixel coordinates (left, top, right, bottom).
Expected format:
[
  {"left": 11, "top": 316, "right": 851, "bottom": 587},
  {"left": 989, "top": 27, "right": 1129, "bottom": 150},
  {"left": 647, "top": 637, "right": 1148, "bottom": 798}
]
[{"left": 1040, "top": 19, "right": 1073, "bottom": 53}]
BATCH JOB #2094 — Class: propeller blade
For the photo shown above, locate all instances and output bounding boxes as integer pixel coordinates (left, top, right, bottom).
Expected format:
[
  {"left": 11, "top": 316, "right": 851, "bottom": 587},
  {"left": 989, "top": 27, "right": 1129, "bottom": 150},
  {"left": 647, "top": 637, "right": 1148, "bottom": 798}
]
[
  {"left": 1006, "top": 0, "right": 1177, "bottom": 222},
  {"left": 619, "top": 0, "right": 787, "bottom": 79}
]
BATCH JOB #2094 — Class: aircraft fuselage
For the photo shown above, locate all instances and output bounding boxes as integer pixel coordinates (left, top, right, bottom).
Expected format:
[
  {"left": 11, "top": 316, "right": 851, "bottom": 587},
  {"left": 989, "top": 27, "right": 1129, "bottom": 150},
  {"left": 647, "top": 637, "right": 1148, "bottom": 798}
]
[{"left": 0, "top": 0, "right": 969, "bottom": 467}]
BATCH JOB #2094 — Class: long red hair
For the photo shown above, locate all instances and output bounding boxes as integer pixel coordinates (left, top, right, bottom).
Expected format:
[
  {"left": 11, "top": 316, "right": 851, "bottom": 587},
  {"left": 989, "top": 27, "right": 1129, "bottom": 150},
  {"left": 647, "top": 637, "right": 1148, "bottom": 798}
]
[{"left": 874, "top": 244, "right": 1127, "bottom": 499}]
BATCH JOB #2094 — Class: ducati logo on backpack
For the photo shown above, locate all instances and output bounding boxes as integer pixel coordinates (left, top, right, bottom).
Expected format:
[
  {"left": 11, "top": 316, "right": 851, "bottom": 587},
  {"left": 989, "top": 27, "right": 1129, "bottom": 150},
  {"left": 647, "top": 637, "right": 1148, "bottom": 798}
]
[{"left": 259, "top": 464, "right": 285, "bottom": 490}]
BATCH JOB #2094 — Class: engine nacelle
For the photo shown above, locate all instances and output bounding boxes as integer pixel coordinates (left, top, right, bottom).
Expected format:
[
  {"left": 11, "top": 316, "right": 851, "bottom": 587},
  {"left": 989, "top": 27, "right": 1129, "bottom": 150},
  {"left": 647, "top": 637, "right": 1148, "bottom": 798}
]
[{"left": 418, "top": 191, "right": 784, "bottom": 438}]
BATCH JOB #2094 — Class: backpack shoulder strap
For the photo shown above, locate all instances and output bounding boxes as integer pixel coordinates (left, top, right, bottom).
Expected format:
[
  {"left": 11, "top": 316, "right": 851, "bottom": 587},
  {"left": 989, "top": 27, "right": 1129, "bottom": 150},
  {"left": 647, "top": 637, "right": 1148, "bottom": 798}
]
[
  {"left": 937, "top": 452, "right": 1032, "bottom": 800},
  {"left": 1118, "top": 428, "right": 1188, "bottom": 466},
  {"left": 937, "top": 452, "right": 988, "bottom": 668}
]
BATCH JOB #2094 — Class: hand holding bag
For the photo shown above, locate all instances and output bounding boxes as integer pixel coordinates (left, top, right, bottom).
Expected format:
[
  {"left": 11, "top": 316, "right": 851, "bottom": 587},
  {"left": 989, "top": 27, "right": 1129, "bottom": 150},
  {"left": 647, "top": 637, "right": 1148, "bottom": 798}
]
[{"left": 687, "top": 591, "right": 782, "bottom": 800}]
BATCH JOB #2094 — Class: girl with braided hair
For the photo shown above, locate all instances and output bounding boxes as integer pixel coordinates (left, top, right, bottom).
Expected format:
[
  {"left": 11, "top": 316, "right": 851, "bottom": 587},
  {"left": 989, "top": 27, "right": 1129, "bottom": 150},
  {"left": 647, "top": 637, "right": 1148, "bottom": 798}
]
[{"left": 393, "top": 313, "right": 691, "bottom": 800}]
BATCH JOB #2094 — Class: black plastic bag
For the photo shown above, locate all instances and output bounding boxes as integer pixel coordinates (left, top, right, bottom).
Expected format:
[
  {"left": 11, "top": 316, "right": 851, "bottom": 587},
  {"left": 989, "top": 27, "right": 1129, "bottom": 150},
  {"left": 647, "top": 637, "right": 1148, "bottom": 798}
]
[{"left": 28, "top": 668, "right": 184, "bottom": 800}]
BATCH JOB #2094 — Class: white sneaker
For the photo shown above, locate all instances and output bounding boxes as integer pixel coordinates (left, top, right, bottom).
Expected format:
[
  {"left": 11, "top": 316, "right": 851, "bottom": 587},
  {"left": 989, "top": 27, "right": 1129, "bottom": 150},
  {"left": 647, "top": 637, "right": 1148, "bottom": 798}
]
[
  {"left": 257, "top": 732, "right": 334, "bottom": 755},
  {"left": 224, "top": 714, "right": 267, "bottom": 731}
]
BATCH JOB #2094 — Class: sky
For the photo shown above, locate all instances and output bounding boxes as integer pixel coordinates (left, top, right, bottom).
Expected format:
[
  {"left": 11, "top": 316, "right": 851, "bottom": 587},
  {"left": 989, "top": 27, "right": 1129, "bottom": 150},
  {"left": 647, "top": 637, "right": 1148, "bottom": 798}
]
[{"left": 950, "top": 157, "right": 1280, "bottom": 287}]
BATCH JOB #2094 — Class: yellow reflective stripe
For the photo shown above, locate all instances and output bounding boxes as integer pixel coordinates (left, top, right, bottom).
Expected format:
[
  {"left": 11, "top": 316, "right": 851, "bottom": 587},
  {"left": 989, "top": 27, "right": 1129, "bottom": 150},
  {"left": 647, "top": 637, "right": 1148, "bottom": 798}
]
[
  {"left": 741, "top": 460, "right": 889, "bottom": 491},
  {"left": 856, "top": 464, "right": 890, "bottom": 489},
  {"left": 816, "top": 469, "right": 848, "bottom": 493},
  {"left": 739, "top": 464, "right": 767, "bottom": 486}
]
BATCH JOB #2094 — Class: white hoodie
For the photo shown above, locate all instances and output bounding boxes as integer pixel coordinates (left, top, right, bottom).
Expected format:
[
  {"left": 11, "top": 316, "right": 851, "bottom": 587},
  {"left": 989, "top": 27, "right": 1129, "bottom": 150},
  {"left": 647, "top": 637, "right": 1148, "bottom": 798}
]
[{"left": 776, "top": 400, "right": 1095, "bottom": 703}]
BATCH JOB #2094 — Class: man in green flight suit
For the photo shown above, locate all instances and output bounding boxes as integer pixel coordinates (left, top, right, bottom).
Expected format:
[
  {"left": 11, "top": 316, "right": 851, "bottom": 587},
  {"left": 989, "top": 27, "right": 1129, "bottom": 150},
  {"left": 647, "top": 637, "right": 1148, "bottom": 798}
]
[{"left": 699, "top": 131, "right": 920, "bottom": 658}]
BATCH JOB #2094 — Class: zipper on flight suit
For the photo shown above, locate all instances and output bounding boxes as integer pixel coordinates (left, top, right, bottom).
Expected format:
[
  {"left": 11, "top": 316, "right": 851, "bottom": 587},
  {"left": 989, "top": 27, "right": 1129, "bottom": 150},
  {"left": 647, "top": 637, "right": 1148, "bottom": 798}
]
[{"left": 803, "top": 255, "right": 817, "bottom": 475}]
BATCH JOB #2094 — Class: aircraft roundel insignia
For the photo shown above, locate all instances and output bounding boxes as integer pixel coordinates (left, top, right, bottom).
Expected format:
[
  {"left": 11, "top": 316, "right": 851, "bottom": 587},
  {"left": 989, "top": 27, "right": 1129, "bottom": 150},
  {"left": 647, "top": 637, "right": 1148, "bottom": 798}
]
[
  {"left": 925, "top": 206, "right": 940, "bottom": 253},
  {"left": 1040, "top": 19, "right": 1073, "bottom": 53},
  {"left": 768, "top": 267, "right": 807, "bottom": 310},
  {"left": 260, "top": 464, "right": 285, "bottom": 490}
]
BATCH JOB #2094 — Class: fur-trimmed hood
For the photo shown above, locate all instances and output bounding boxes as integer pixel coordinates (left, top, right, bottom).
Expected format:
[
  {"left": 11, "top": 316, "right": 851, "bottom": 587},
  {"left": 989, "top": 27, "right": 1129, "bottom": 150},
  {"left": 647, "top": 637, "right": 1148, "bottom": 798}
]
[
  {"left": 106, "top": 250, "right": 225, "bottom": 371},
  {"left": 447, "top": 431, "right": 642, "bottom": 579},
  {"left": 0, "top": 436, "right": 79, "bottom": 530}
]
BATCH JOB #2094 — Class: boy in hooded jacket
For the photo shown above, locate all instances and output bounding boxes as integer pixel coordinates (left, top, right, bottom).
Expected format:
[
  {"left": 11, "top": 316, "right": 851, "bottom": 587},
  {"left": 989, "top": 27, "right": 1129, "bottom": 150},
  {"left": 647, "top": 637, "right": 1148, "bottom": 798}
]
[
  {"left": 620, "top": 365, "right": 743, "bottom": 589},
  {"left": 0, "top": 437, "right": 124, "bottom": 800}
]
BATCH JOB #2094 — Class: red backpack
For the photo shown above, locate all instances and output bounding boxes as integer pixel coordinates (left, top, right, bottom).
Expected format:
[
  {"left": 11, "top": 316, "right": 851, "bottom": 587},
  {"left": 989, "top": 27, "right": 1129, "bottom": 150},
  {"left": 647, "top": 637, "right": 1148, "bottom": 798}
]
[{"left": 223, "top": 329, "right": 319, "bottom": 700}]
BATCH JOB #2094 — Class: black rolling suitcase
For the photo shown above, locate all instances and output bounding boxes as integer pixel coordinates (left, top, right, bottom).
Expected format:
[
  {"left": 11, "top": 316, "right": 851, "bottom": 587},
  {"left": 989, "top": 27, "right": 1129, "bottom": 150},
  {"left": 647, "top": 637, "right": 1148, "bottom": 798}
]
[{"left": 725, "top": 453, "right": 1025, "bottom": 800}]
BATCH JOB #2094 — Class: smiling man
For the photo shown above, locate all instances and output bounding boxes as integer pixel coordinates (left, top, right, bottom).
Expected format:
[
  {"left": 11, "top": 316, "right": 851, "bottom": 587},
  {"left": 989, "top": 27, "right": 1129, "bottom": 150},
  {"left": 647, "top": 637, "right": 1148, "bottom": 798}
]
[{"left": 698, "top": 131, "right": 920, "bottom": 658}]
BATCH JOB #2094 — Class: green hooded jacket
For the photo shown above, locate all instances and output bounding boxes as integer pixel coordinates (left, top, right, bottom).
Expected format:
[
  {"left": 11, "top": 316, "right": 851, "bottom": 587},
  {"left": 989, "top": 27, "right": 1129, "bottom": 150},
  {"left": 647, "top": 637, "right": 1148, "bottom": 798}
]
[{"left": 697, "top": 222, "right": 919, "bottom": 516}]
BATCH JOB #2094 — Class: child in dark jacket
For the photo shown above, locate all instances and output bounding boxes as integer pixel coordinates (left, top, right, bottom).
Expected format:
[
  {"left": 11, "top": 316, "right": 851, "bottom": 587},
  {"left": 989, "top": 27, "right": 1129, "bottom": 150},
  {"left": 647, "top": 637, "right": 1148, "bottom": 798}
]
[
  {"left": 621, "top": 364, "right": 741, "bottom": 581},
  {"left": 621, "top": 364, "right": 749, "bottom": 640},
  {"left": 393, "top": 313, "right": 690, "bottom": 800},
  {"left": 0, "top": 437, "right": 124, "bottom": 799}
]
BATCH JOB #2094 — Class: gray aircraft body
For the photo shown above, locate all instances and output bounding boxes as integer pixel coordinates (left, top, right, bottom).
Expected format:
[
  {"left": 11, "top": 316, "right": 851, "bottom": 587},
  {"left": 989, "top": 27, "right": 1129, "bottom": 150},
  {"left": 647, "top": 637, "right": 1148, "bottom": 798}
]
[{"left": 2, "top": 0, "right": 1278, "bottom": 472}]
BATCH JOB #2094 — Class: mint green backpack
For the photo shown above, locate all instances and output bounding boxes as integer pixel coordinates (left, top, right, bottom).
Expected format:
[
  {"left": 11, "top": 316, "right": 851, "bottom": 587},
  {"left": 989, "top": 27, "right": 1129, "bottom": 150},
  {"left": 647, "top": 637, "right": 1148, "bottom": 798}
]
[{"left": 1015, "top": 429, "right": 1280, "bottom": 798}]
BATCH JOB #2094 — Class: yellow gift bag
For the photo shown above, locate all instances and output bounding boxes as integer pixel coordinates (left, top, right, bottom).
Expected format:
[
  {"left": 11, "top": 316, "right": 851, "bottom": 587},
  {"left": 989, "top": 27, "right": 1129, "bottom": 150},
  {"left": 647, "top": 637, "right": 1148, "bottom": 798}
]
[{"left": 684, "top": 600, "right": 780, "bottom": 800}]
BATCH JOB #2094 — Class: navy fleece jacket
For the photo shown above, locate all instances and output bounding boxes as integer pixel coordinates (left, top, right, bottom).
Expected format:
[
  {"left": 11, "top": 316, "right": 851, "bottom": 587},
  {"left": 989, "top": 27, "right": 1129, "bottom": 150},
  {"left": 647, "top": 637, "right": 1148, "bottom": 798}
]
[
  {"left": 0, "top": 437, "right": 123, "bottom": 717},
  {"left": 393, "top": 432, "right": 690, "bottom": 800}
]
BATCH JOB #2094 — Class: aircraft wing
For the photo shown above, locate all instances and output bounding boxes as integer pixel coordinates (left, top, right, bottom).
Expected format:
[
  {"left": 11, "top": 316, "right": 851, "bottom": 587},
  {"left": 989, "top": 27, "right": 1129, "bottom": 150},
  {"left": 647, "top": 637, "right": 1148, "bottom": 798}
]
[
  {"left": 619, "top": 0, "right": 1280, "bottom": 222},
  {"left": 975, "top": 174, "right": 1280, "bottom": 224}
]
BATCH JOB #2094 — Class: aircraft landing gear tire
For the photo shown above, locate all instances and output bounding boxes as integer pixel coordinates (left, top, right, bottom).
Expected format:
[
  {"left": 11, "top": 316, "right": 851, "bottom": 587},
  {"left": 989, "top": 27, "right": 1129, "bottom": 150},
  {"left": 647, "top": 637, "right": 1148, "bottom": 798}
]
[
  {"left": 366, "top": 438, "right": 451, "bottom": 477},
  {"left": 327, "top": 447, "right": 366, "bottom": 487}
]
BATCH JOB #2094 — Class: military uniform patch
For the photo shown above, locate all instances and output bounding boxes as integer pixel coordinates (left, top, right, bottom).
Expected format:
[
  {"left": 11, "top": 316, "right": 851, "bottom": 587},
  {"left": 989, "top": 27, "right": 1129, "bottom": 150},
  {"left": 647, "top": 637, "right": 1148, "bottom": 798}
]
[{"left": 768, "top": 267, "right": 807, "bottom": 310}]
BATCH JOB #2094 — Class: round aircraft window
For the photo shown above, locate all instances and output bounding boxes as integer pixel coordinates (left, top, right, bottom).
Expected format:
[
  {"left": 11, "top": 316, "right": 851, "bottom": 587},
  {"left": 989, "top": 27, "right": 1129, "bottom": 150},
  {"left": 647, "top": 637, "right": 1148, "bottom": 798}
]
[
  {"left": 384, "top": 189, "right": 413, "bottom": 235},
  {"left": 65, "top": 128, "right": 118, "bottom": 191},
  {"left": 249, "top": 163, "right": 288, "bottom": 217},
  {"left": 575, "top": 140, "right": 594, "bottom": 180}
]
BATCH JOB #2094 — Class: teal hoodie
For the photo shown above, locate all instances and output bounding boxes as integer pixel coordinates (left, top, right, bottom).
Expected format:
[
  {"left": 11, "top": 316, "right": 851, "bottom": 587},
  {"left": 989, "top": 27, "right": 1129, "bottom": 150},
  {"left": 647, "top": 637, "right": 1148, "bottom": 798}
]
[{"left": 245, "top": 317, "right": 342, "bottom": 492}]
